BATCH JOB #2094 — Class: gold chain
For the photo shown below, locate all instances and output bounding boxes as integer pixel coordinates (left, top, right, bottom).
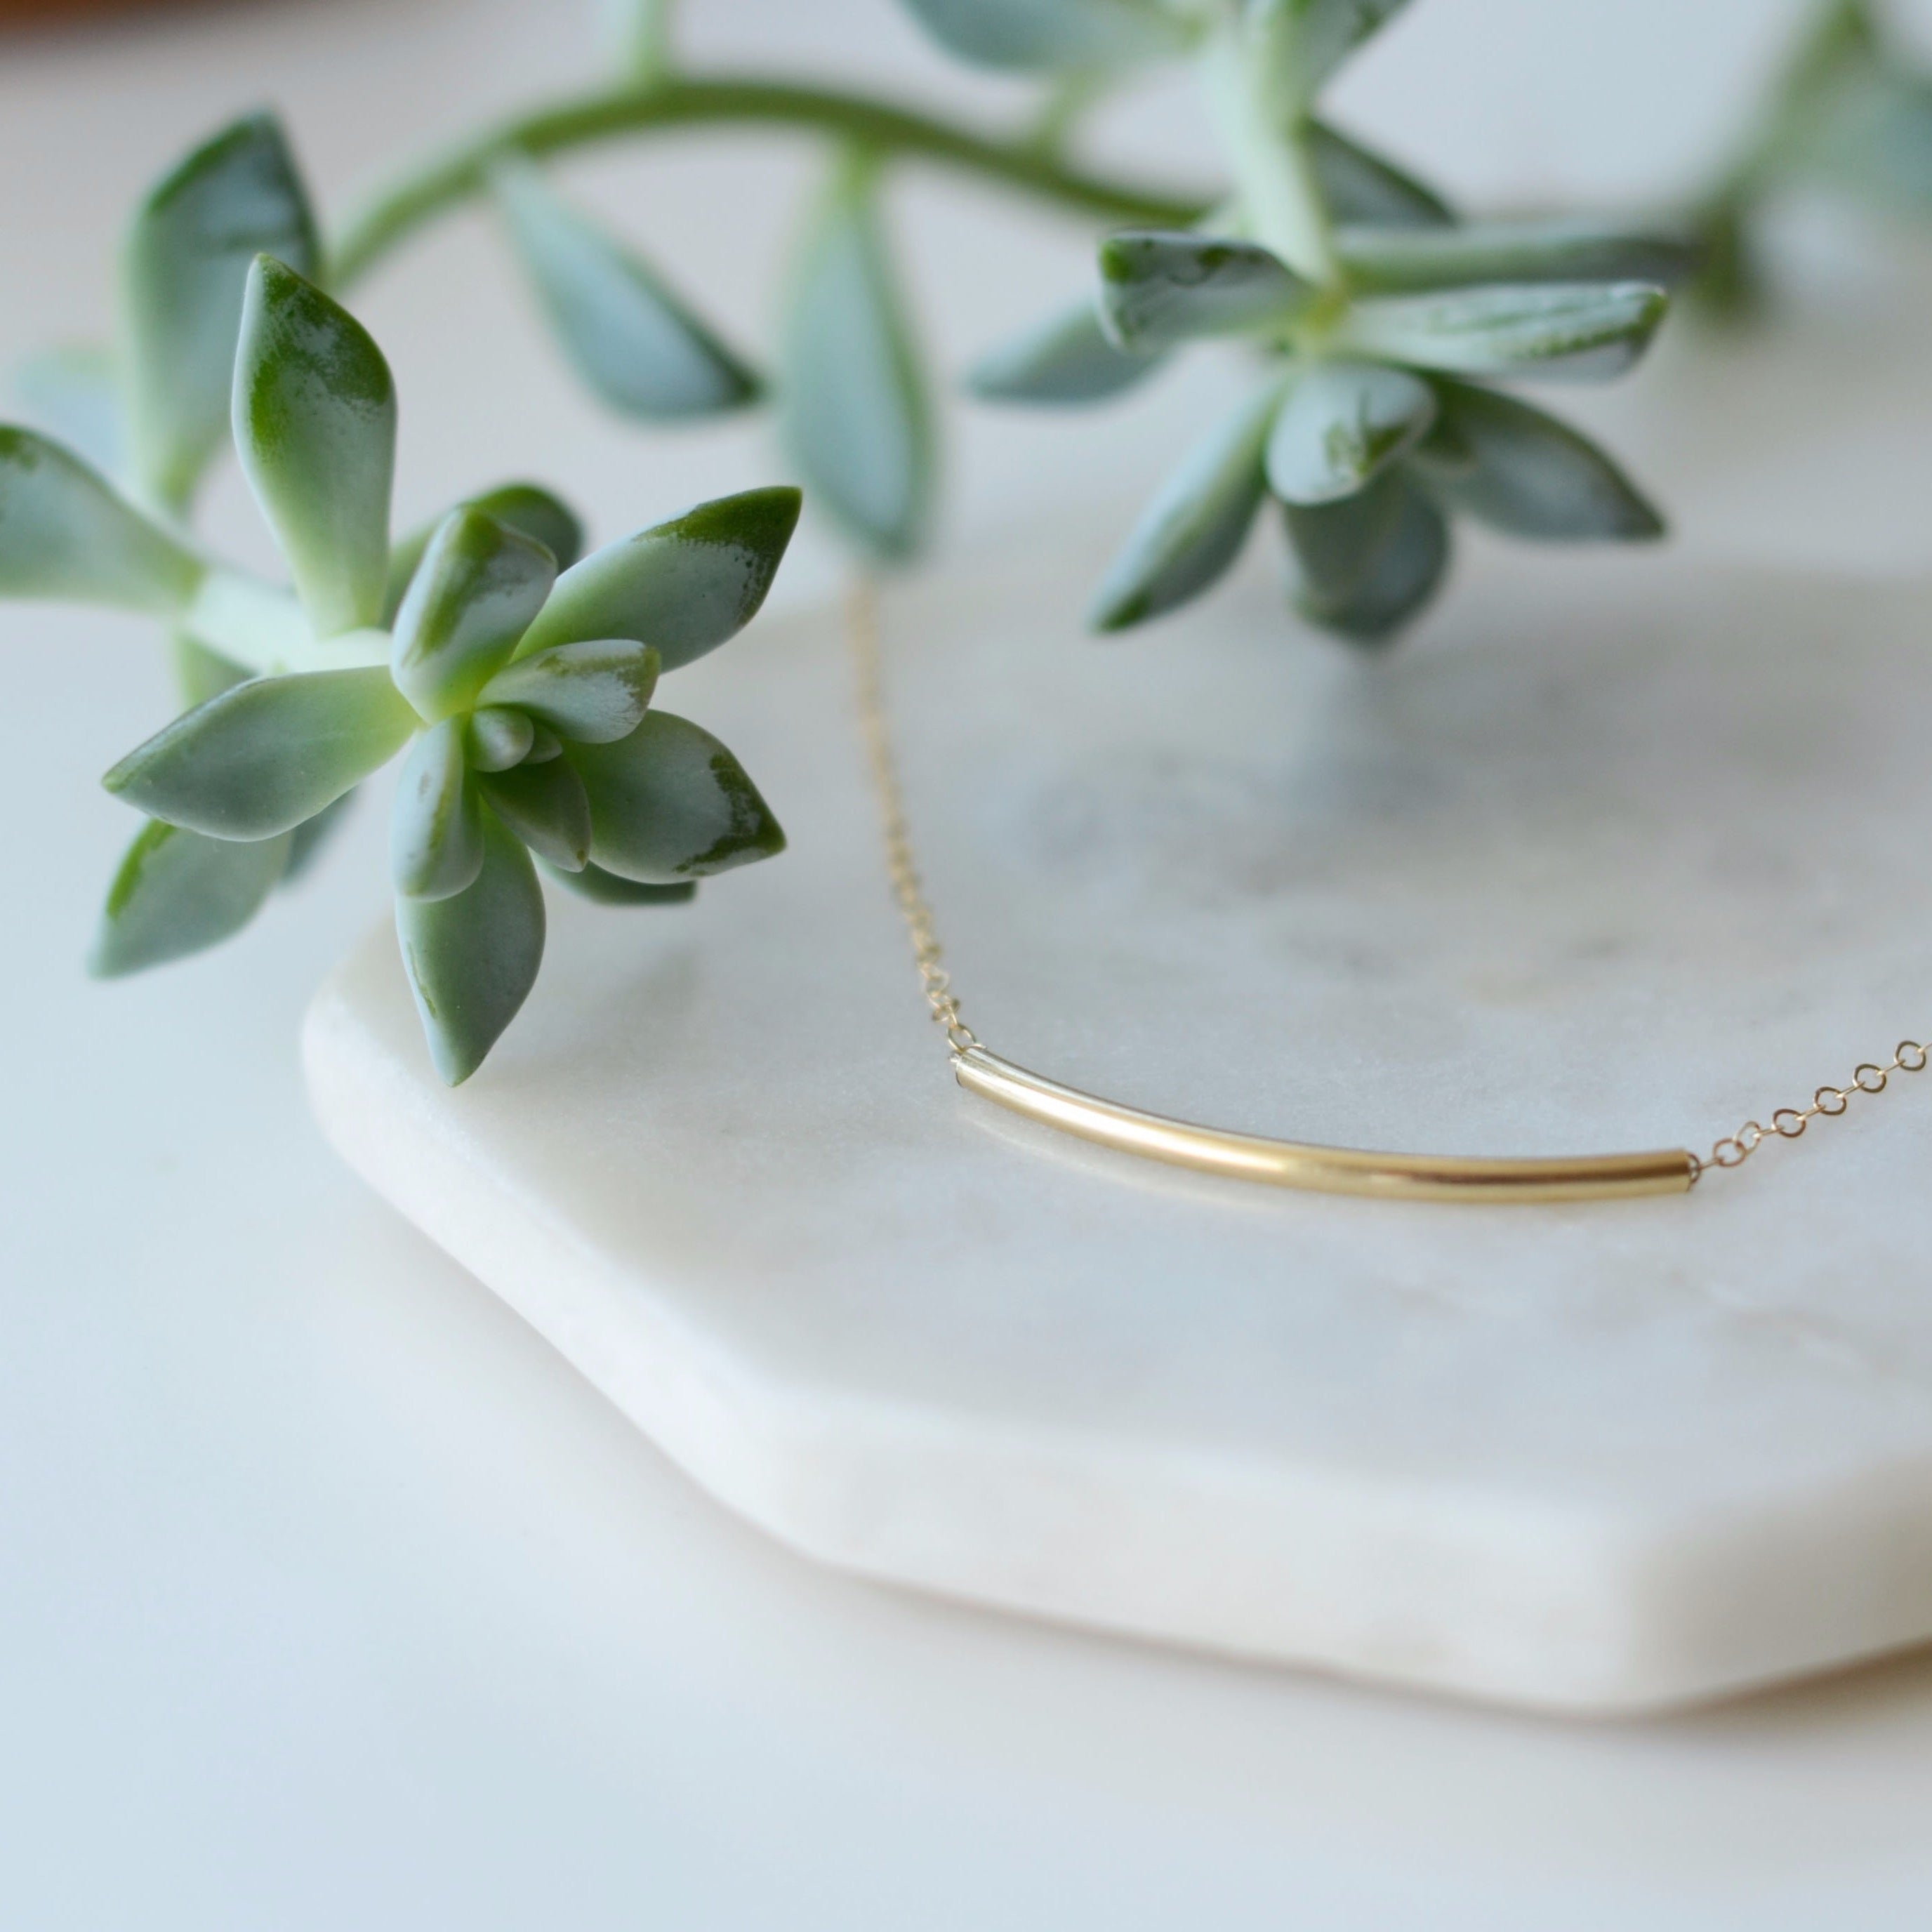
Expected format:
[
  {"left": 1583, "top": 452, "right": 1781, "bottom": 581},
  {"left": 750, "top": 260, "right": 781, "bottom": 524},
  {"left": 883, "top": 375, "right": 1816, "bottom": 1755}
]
[
  {"left": 848, "top": 577, "right": 978, "bottom": 1054},
  {"left": 847, "top": 574, "right": 1926, "bottom": 1192}
]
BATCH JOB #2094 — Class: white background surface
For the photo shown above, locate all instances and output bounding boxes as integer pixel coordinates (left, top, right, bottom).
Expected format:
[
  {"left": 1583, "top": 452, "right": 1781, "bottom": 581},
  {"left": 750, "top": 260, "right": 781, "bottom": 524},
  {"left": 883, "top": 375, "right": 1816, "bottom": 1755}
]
[{"left": 8, "top": 0, "right": 1932, "bottom": 1925}]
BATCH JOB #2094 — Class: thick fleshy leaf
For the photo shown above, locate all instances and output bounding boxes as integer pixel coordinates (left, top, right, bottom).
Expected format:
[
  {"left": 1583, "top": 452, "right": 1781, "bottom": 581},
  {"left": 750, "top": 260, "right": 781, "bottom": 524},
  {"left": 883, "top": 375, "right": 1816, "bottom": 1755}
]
[
  {"left": 385, "top": 482, "right": 583, "bottom": 622},
  {"left": 568, "top": 710, "right": 785, "bottom": 882},
  {"left": 1306, "top": 120, "right": 1453, "bottom": 229},
  {"left": 1337, "top": 281, "right": 1669, "bottom": 381},
  {"left": 894, "top": 0, "right": 1191, "bottom": 70},
  {"left": 1087, "top": 381, "right": 1281, "bottom": 631},
  {"left": 391, "top": 717, "right": 484, "bottom": 901},
  {"left": 1264, "top": 360, "right": 1435, "bottom": 504},
  {"left": 780, "top": 156, "right": 933, "bottom": 560},
  {"left": 515, "top": 486, "right": 799, "bottom": 671},
  {"left": 1282, "top": 467, "right": 1449, "bottom": 642},
  {"left": 103, "top": 665, "right": 416, "bottom": 839},
  {"left": 0, "top": 427, "right": 202, "bottom": 611},
  {"left": 89, "top": 818, "right": 292, "bottom": 977},
  {"left": 491, "top": 157, "right": 760, "bottom": 420},
  {"left": 171, "top": 633, "right": 251, "bottom": 706},
  {"left": 1245, "top": 0, "right": 1414, "bottom": 110},
  {"left": 1097, "top": 232, "right": 1310, "bottom": 350},
  {"left": 965, "top": 299, "right": 1165, "bottom": 404},
  {"left": 1409, "top": 379, "right": 1662, "bottom": 541},
  {"left": 1339, "top": 219, "right": 1700, "bottom": 296},
  {"left": 396, "top": 811, "right": 545, "bottom": 1085},
  {"left": 479, "top": 758, "right": 593, "bottom": 872},
  {"left": 121, "top": 114, "right": 317, "bottom": 510},
  {"left": 466, "top": 706, "right": 536, "bottom": 772},
  {"left": 479, "top": 640, "right": 659, "bottom": 744},
  {"left": 544, "top": 861, "right": 695, "bottom": 905},
  {"left": 390, "top": 508, "right": 557, "bottom": 720},
  {"left": 233, "top": 255, "right": 395, "bottom": 635},
  {"left": 13, "top": 344, "right": 125, "bottom": 477}
]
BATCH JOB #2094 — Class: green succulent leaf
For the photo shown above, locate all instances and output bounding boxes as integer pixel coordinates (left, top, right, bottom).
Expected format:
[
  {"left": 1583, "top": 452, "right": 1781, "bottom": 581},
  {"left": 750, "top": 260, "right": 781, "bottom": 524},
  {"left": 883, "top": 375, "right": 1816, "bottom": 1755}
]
[
  {"left": 478, "top": 757, "right": 593, "bottom": 872},
  {"left": 282, "top": 788, "right": 355, "bottom": 884},
  {"left": 232, "top": 254, "right": 395, "bottom": 635},
  {"left": 894, "top": 0, "right": 1193, "bottom": 70},
  {"left": 103, "top": 664, "right": 416, "bottom": 840},
  {"left": 1088, "top": 381, "right": 1281, "bottom": 631},
  {"left": 1409, "top": 378, "right": 1662, "bottom": 541},
  {"left": 171, "top": 632, "right": 251, "bottom": 707},
  {"left": 479, "top": 640, "right": 659, "bottom": 745},
  {"left": 121, "top": 113, "right": 318, "bottom": 512},
  {"left": 1283, "top": 465, "right": 1449, "bottom": 642},
  {"left": 13, "top": 344, "right": 126, "bottom": 478},
  {"left": 544, "top": 861, "right": 696, "bottom": 905},
  {"left": 1245, "top": 0, "right": 1415, "bottom": 112},
  {"left": 390, "top": 507, "right": 558, "bottom": 720},
  {"left": 1264, "top": 359, "right": 1436, "bottom": 505},
  {"left": 466, "top": 706, "right": 536, "bottom": 772},
  {"left": 391, "top": 717, "right": 485, "bottom": 901},
  {"left": 524, "top": 722, "right": 564, "bottom": 763},
  {"left": 1336, "top": 280, "right": 1669, "bottom": 381},
  {"left": 491, "top": 155, "right": 761, "bottom": 420},
  {"left": 1306, "top": 119, "right": 1454, "bottom": 229},
  {"left": 568, "top": 710, "right": 785, "bottom": 882},
  {"left": 515, "top": 486, "right": 799, "bottom": 671},
  {"left": 385, "top": 482, "right": 584, "bottom": 623},
  {"left": 780, "top": 153, "right": 933, "bottom": 560},
  {"left": 1338, "top": 219, "right": 1701, "bottom": 296},
  {"left": 89, "top": 818, "right": 293, "bottom": 978},
  {"left": 1097, "top": 232, "right": 1311, "bottom": 351},
  {"left": 0, "top": 427, "right": 203, "bottom": 611},
  {"left": 965, "top": 298, "right": 1166, "bottom": 404},
  {"left": 396, "top": 810, "right": 546, "bottom": 1085}
]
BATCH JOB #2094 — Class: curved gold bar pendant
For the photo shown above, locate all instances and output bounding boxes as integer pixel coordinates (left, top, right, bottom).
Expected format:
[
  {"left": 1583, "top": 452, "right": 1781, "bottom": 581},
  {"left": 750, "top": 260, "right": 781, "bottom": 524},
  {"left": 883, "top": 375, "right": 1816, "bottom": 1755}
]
[{"left": 953, "top": 1045, "right": 1696, "bottom": 1203}]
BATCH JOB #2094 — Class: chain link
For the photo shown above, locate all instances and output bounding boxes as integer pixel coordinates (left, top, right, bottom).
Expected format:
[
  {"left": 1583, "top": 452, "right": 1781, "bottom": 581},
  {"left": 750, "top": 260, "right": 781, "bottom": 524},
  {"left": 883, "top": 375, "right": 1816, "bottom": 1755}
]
[
  {"left": 1694, "top": 1038, "right": 1930, "bottom": 1182},
  {"left": 848, "top": 576, "right": 979, "bottom": 1056}
]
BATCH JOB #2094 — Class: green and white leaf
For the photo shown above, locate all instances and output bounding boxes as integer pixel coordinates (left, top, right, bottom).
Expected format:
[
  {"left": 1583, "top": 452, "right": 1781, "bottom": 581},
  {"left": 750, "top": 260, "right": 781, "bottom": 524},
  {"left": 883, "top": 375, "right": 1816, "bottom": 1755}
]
[
  {"left": 390, "top": 507, "right": 557, "bottom": 720},
  {"left": 1408, "top": 378, "right": 1662, "bottom": 541},
  {"left": 1264, "top": 359, "right": 1434, "bottom": 504},
  {"left": 13, "top": 344, "right": 125, "bottom": 478},
  {"left": 385, "top": 482, "right": 584, "bottom": 622},
  {"left": 780, "top": 154, "right": 933, "bottom": 560},
  {"left": 479, "top": 640, "right": 659, "bottom": 744},
  {"left": 545, "top": 861, "right": 695, "bottom": 905},
  {"left": 1244, "top": 0, "right": 1415, "bottom": 112},
  {"left": 466, "top": 706, "right": 536, "bottom": 772},
  {"left": 491, "top": 157, "right": 761, "bottom": 420},
  {"left": 1087, "top": 380, "right": 1281, "bottom": 631},
  {"left": 396, "top": 811, "right": 546, "bottom": 1085},
  {"left": 103, "top": 664, "right": 416, "bottom": 840},
  {"left": 390, "top": 717, "right": 484, "bottom": 901},
  {"left": 0, "top": 427, "right": 202, "bottom": 611},
  {"left": 232, "top": 255, "right": 395, "bottom": 635},
  {"left": 89, "top": 818, "right": 292, "bottom": 978},
  {"left": 894, "top": 0, "right": 1193, "bottom": 71},
  {"left": 1338, "top": 218, "right": 1700, "bottom": 296},
  {"left": 966, "top": 298, "right": 1165, "bottom": 404},
  {"left": 1282, "top": 465, "right": 1449, "bottom": 641},
  {"left": 478, "top": 758, "right": 593, "bottom": 872},
  {"left": 1306, "top": 119, "right": 1453, "bottom": 229},
  {"left": 121, "top": 113, "right": 317, "bottom": 511},
  {"left": 517, "top": 486, "right": 799, "bottom": 671},
  {"left": 1335, "top": 280, "right": 1669, "bottom": 381},
  {"left": 1097, "top": 232, "right": 1310, "bottom": 350},
  {"left": 568, "top": 710, "right": 786, "bottom": 882}
]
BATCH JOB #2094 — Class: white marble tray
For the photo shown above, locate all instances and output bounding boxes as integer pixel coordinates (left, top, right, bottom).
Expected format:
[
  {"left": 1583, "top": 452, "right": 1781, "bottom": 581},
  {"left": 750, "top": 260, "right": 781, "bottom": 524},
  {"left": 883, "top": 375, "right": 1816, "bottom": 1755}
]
[{"left": 305, "top": 536, "right": 1932, "bottom": 1714}]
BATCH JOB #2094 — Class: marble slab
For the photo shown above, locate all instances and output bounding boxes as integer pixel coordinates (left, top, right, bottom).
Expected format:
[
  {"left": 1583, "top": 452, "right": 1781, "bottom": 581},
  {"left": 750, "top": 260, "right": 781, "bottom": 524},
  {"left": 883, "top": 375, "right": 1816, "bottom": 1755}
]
[{"left": 305, "top": 534, "right": 1932, "bottom": 1714}]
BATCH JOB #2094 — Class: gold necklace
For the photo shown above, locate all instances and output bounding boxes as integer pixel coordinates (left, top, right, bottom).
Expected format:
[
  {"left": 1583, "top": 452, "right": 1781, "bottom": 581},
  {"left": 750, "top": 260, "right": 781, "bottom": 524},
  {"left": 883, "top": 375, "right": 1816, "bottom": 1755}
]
[{"left": 848, "top": 579, "right": 1928, "bottom": 1203}]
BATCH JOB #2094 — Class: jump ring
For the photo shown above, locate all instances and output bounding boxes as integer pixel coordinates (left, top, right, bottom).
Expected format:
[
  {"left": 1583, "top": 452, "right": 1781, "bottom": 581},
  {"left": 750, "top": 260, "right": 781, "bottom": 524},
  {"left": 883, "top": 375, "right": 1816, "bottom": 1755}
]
[
  {"left": 1898, "top": 1040, "right": 1928, "bottom": 1073},
  {"left": 1772, "top": 1109, "right": 1808, "bottom": 1138},
  {"left": 1737, "top": 1121, "right": 1764, "bottom": 1151},
  {"left": 1854, "top": 1063, "right": 1888, "bottom": 1094},
  {"left": 1712, "top": 1138, "right": 1748, "bottom": 1168},
  {"left": 1815, "top": 1086, "right": 1851, "bottom": 1116}
]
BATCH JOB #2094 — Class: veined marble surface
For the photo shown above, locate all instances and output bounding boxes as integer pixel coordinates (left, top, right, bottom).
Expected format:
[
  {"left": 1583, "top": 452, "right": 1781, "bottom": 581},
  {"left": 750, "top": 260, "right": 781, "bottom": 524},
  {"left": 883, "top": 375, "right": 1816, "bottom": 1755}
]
[{"left": 305, "top": 538, "right": 1932, "bottom": 1714}]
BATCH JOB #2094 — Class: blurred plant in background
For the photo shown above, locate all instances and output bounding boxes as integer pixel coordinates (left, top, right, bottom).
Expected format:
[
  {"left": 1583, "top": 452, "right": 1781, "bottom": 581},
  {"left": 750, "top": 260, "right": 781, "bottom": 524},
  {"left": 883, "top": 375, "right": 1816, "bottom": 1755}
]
[{"left": 11, "top": 0, "right": 1932, "bottom": 1076}]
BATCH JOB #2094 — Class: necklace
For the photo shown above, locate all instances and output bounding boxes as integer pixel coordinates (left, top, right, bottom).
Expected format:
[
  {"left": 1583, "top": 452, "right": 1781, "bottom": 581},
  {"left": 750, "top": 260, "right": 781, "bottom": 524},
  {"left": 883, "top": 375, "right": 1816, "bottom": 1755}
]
[{"left": 849, "top": 580, "right": 1928, "bottom": 1203}]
